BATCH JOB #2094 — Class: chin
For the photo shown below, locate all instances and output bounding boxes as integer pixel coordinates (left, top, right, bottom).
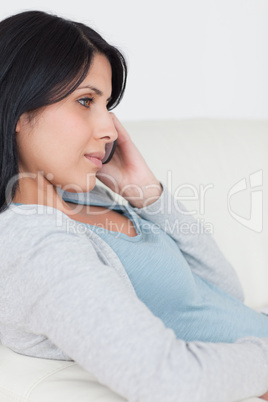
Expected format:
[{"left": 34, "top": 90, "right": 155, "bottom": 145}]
[{"left": 84, "top": 175, "right": 97, "bottom": 193}]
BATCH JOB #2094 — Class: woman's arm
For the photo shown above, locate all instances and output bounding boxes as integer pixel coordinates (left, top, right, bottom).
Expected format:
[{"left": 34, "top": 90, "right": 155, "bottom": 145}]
[
  {"left": 98, "top": 115, "right": 244, "bottom": 301},
  {"left": 2, "top": 211, "right": 268, "bottom": 402}
]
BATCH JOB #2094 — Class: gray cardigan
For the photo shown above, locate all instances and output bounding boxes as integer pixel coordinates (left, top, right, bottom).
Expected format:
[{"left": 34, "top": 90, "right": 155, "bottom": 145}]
[{"left": 0, "top": 183, "right": 268, "bottom": 402}]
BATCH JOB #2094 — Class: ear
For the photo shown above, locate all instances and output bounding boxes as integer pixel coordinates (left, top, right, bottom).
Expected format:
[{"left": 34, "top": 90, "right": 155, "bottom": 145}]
[
  {"left": 16, "top": 116, "right": 22, "bottom": 133},
  {"left": 16, "top": 113, "right": 29, "bottom": 133}
]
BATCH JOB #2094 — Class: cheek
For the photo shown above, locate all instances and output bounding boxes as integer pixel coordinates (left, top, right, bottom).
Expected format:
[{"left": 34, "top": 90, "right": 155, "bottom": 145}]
[
  {"left": 17, "top": 108, "right": 92, "bottom": 176},
  {"left": 48, "top": 112, "right": 90, "bottom": 151},
  {"left": 39, "top": 114, "right": 89, "bottom": 158}
]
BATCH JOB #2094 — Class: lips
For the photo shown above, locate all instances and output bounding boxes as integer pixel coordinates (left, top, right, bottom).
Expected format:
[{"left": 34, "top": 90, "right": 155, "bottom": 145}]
[
  {"left": 85, "top": 152, "right": 105, "bottom": 160},
  {"left": 84, "top": 152, "right": 105, "bottom": 168}
]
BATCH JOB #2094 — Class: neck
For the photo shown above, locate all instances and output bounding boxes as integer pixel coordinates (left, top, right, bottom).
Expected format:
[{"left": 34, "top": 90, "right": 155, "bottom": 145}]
[{"left": 12, "top": 171, "right": 74, "bottom": 214}]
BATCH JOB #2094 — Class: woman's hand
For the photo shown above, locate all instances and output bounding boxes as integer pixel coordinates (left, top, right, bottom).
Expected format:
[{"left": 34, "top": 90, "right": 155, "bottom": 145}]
[
  {"left": 97, "top": 113, "right": 162, "bottom": 208},
  {"left": 260, "top": 391, "right": 268, "bottom": 400}
]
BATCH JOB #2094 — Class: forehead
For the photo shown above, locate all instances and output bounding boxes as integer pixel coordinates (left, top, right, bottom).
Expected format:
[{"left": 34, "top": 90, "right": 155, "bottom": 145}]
[{"left": 81, "top": 53, "right": 112, "bottom": 87}]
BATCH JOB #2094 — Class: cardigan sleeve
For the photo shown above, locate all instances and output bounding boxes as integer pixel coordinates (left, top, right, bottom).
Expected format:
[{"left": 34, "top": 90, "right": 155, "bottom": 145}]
[
  {"left": 131, "top": 183, "right": 245, "bottom": 302},
  {"left": 1, "top": 207, "right": 268, "bottom": 402}
]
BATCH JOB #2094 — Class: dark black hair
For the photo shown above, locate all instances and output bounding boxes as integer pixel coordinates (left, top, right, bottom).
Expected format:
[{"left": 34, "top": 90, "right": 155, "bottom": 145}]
[{"left": 0, "top": 10, "right": 127, "bottom": 212}]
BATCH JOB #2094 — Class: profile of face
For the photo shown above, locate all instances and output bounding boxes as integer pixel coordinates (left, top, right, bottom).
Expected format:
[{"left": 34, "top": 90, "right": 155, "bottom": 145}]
[{"left": 15, "top": 53, "right": 118, "bottom": 195}]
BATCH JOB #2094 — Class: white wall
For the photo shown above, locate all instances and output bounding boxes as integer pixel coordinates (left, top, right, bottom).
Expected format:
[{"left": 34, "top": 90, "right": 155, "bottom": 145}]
[{"left": 0, "top": 0, "right": 267, "bottom": 121}]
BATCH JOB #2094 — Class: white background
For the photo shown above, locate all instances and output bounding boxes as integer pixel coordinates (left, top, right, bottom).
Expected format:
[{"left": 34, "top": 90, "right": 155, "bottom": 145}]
[{"left": 1, "top": 0, "right": 267, "bottom": 121}]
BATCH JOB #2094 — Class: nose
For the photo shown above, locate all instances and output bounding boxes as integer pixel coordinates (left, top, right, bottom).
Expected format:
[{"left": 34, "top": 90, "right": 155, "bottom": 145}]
[{"left": 92, "top": 109, "right": 118, "bottom": 144}]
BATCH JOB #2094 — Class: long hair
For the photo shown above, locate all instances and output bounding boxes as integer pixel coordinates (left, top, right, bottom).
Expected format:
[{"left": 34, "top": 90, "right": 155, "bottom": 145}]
[{"left": 0, "top": 10, "right": 127, "bottom": 212}]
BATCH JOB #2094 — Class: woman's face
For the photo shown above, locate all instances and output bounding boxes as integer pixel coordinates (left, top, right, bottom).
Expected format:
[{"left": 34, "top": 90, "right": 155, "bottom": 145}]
[{"left": 16, "top": 53, "right": 117, "bottom": 194}]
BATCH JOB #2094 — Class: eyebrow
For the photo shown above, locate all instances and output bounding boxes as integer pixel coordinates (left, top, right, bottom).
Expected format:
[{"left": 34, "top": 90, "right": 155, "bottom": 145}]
[{"left": 76, "top": 85, "right": 112, "bottom": 102}]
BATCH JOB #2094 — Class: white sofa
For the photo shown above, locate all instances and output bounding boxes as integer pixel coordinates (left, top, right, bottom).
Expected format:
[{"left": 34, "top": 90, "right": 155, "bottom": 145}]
[{"left": 1, "top": 119, "right": 267, "bottom": 402}]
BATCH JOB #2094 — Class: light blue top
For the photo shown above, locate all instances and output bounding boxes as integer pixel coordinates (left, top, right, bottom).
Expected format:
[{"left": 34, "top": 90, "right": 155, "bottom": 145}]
[{"left": 28, "top": 198, "right": 267, "bottom": 344}]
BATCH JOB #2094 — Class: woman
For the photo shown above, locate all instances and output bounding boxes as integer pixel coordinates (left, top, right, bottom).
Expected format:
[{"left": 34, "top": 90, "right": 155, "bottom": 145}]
[{"left": 0, "top": 10, "right": 267, "bottom": 402}]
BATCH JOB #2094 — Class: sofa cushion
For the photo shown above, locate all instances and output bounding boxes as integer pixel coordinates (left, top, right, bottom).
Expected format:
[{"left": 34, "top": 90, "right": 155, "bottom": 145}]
[{"left": 0, "top": 343, "right": 126, "bottom": 402}]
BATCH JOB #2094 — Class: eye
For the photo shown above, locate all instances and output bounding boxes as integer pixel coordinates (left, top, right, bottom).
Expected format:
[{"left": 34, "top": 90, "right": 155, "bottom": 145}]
[{"left": 78, "top": 97, "right": 95, "bottom": 108}]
